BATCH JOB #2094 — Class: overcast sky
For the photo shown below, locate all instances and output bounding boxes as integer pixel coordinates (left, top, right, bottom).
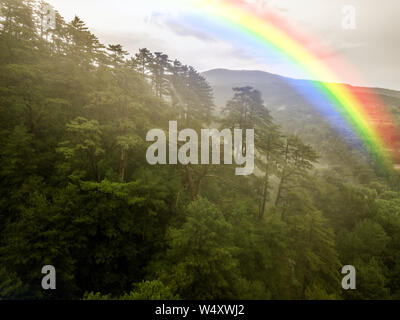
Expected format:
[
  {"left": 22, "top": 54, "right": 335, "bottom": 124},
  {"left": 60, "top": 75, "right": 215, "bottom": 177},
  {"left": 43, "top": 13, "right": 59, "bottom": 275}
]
[{"left": 46, "top": 0, "right": 400, "bottom": 90}]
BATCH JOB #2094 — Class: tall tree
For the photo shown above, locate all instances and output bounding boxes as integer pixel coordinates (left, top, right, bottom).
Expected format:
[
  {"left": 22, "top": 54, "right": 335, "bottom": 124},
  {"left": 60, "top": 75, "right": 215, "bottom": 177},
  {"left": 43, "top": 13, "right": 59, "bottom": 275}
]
[
  {"left": 150, "top": 51, "right": 170, "bottom": 99},
  {"left": 255, "top": 123, "right": 283, "bottom": 219},
  {"left": 107, "top": 44, "right": 128, "bottom": 66},
  {"left": 133, "top": 48, "right": 153, "bottom": 78},
  {"left": 274, "top": 135, "right": 318, "bottom": 209}
]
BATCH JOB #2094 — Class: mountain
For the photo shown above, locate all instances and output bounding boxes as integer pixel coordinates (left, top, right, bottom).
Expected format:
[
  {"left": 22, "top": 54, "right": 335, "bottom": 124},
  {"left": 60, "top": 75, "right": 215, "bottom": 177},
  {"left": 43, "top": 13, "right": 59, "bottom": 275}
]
[
  {"left": 202, "top": 69, "right": 400, "bottom": 167},
  {"left": 202, "top": 69, "right": 400, "bottom": 109}
]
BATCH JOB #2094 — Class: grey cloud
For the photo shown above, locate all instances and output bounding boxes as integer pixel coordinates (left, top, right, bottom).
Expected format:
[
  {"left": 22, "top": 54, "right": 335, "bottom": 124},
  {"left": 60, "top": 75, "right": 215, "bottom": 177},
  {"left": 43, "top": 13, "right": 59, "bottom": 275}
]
[
  {"left": 162, "top": 20, "right": 217, "bottom": 42},
  {"left": 146, "top": 12, "right": 216, "bottom": 42}
]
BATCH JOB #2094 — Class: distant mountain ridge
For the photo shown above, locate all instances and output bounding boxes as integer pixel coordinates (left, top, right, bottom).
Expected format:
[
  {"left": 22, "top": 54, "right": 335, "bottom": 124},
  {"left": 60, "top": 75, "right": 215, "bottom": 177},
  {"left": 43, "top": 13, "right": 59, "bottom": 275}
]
[{"left": 202, "top": 68, "right": 400, "bottom": 109}]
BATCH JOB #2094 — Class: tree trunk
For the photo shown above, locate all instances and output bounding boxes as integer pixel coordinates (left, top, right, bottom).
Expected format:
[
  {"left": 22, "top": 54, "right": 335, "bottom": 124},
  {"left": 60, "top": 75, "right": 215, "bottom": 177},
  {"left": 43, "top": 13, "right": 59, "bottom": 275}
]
[
  {"left": 119, "top": 147, "right": 126, "bottom": 181},
  {"left": 275, "top": 141, "right": 290, "bottom": 207},
  {"left": 184, "top": 165, "right": 209, "bottom": 200},
  {"left": 275, "top": 171, "right": 286, "bottom": 207},
  {"left": 259, "top": 175, "right": 269, "bottom": 219}
]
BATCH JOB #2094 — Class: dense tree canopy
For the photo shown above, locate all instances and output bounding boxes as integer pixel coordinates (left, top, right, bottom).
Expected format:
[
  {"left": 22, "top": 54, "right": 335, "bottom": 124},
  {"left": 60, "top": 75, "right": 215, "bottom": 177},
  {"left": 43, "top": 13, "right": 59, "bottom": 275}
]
[{"left": 0, "top": 0, "right": 400, "bottom": 300}]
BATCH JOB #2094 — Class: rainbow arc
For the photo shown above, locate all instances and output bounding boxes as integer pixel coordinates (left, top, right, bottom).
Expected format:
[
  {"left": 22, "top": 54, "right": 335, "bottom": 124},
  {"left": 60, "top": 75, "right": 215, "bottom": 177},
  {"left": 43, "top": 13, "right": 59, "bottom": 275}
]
[{"left": 169, "top": 0, "right": 400, "bottom": 166}]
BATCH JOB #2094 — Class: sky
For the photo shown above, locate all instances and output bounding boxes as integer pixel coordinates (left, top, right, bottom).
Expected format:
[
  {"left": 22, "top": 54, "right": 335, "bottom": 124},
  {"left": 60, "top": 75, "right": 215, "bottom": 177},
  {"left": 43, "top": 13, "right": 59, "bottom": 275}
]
[{"left": 46, "top": 0, "right": 400, "bottom": 90}]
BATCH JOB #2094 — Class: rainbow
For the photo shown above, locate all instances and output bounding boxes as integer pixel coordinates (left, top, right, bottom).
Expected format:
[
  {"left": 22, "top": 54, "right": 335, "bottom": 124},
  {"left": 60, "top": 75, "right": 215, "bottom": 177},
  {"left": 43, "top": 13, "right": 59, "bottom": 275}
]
[{"left": 167, "top": 0, "right": 400, "bottom": 166}]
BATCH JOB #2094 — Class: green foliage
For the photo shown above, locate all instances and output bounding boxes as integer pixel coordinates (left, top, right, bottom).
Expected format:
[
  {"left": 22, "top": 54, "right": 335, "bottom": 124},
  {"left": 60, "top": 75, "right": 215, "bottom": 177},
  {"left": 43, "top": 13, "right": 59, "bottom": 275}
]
[
  {"left": 158, "top": 197, "right": 242, "bottom": 299},
  {"left": 339, "top": 219, "right": 390, "bottom": 263},
  {"left": 83, "top": 280, "right": 179, "bottom": 300},
  {"left": 344, "top": 258, "right": 390, "bottom": 300}
]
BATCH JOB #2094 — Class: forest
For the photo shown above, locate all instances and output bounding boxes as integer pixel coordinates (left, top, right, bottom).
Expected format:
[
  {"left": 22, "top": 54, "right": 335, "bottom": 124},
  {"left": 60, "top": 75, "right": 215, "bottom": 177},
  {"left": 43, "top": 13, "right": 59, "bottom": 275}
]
[{"left": 1, "top": 0, "right": 400, "bottom": 300}]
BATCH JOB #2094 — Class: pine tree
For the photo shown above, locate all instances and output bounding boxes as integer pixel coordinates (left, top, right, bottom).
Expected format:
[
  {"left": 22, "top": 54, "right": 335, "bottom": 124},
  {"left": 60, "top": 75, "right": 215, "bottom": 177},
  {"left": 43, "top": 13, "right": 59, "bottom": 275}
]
[{"left": 133, "top": 48, "right": 153, "bottom": 78}]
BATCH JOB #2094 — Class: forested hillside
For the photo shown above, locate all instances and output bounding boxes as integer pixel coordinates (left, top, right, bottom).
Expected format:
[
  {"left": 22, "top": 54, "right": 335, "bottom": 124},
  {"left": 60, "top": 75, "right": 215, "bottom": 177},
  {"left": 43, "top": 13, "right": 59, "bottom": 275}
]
[{"left": 1, "top": 0, "right": 400, "bottom": 300}]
